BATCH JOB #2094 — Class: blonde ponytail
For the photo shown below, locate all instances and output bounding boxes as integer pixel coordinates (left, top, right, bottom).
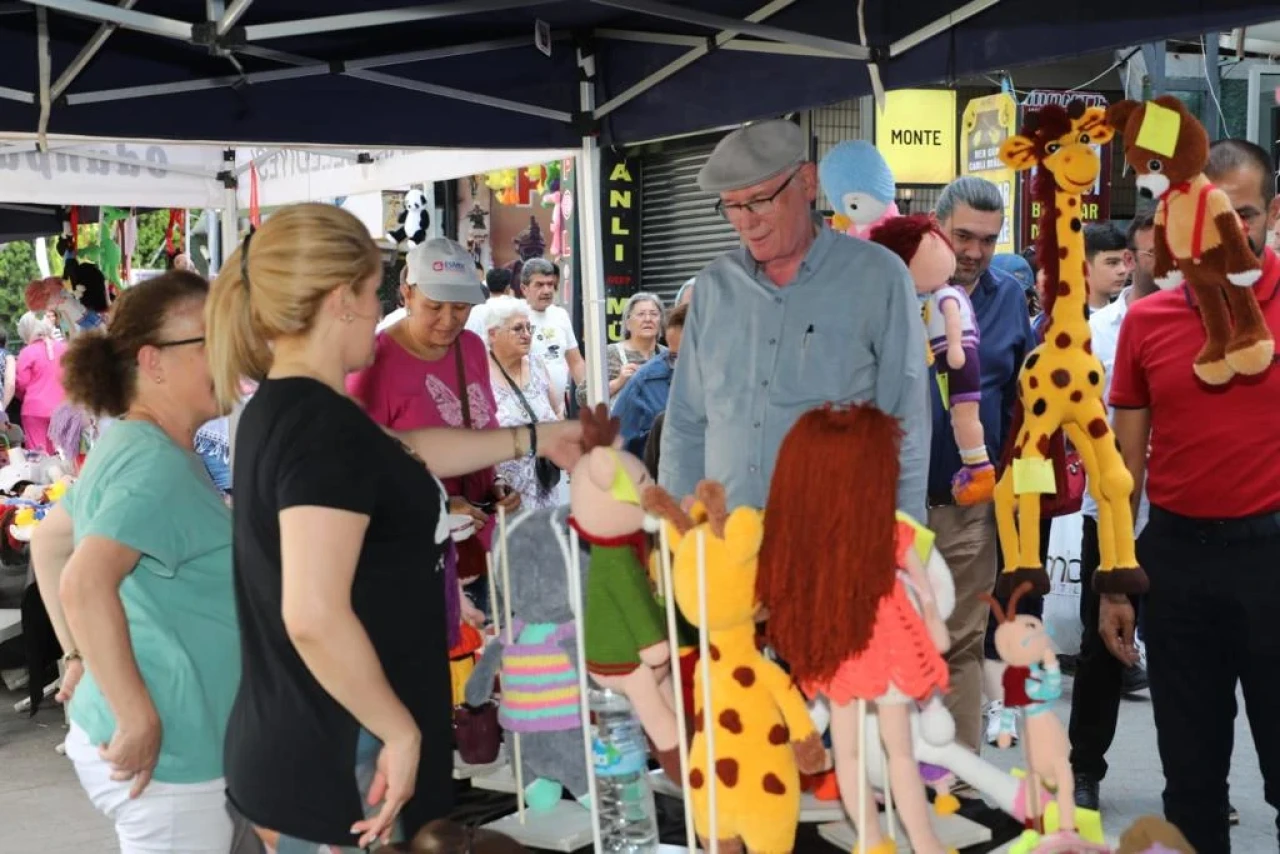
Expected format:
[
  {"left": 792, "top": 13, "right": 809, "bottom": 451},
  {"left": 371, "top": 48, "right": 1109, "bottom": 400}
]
[{"left": 205, "top": 203, "right": 381, "bottom": 413}]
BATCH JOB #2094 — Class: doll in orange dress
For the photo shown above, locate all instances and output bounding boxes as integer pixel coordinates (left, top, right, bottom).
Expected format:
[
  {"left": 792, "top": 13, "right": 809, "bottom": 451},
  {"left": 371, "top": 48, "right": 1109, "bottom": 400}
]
[{"left": 757, "top": 403, "right": 953, "bottom": 854}]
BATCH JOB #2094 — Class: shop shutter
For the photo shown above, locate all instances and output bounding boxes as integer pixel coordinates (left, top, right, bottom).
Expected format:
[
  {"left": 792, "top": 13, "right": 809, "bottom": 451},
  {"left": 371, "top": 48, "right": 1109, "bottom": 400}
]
[{"left": 640, "top": 141, "right": 741, "bottom": 304}]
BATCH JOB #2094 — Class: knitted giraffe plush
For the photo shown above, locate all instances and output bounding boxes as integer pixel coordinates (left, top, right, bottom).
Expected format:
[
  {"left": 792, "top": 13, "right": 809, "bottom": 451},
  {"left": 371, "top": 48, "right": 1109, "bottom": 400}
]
[
  {"left": 1107, "top": 95, "right": 1273, "bottom": 385},
  {"left": 643, "top": 481, "right": 826, "bottom": 854},
  {"left": 995, "top": 101, "right": 1149, "bottom": 597}
]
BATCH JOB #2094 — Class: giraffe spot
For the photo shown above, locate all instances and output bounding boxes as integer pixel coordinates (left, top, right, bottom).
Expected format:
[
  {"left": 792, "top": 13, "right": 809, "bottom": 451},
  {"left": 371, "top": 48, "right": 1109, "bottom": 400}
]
[
  {"left": 768, "top": 724, "right": 789, "bottom": 745},
  {"left": 1012, "top": 444, "right": 1023, "bottom": 459},
  {"left": 1088, "top": 370, "right": 1100, "bottom": 386},
  {"left": 719, "top": 709, "right": 744, "bottom": 734},
  {"left": 1088, "top": 418, "right": 1109, "bottom": 439},
  {"left": 1055, "top": 332, "right": 1072, "bottom": 348},
  {"left": 1068, "top": 197, "right": 1078, "bottom": 207},
  {"left": 1029, "top": 376, "right": 1039, "bottom": 389},
  {"left": 1070, "top": 390, "right": 1083, "bottom": 402},
  {"left": 762, "top": 773, "right": 787, "bottom": 795},
  {"left": 1058, "top": 246, "right": 1069, "bottom": 260},
  {"left": 732, "top": 667, "right": 756, "bottom": 687},
  {"left": 1070, "top": 218, "right": 1082, "bottom": 232},
  {"left": 1082, "top": 261, "right": 1089, "bottom": 278},
  {"left": 1054, "top": 207, "right": 1062, "bottom": 219},
  {"left": 1032, "top": 398, "right": 1047, "bottom": 416},
  {"left": 1022, "top": 431, "right": 1031, "bottom": 444},
  {"left": 1051, "top": 369, "right": 1072, "bottom": 388},
  {"left": 1026, "top": 354, "right": 1040, "bottom": 370},
  {"left": 1036, "top": 434, "right": 1051, "bottom": 457},
  {"left": 1114, "top": 435, "right": 1123, "bottom": 454},
  {"left": 1058, "top": 281, "right": 1071, "bottom": 297},
  {"left": 694, "top": 713, "right": 705, "bottom": 733},
  {"left": 709, "top": 644, "right": 721, "bottom": 661},
  {"left": 690, "top": 768, "right": 704, "bottom": 789},
  {"left": 716, "top": 758, "right": 740, "bottom": 787},
  {"left": 1084, "top": 339, "right": 1093, "bottom": 355}
]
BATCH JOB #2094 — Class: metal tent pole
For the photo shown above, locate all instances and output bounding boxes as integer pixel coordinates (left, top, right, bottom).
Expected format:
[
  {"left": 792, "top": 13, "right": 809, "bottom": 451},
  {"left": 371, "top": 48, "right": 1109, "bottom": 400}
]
[{"left": 576, "top": 48, "right": 609, "bottom": 408}]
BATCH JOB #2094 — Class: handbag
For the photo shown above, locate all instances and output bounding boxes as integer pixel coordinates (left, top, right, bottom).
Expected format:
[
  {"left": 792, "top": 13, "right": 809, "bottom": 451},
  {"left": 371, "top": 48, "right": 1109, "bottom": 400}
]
[
  {"left": 1040, "top": 429, "right": 1085, "bottom": 519},
  {"left": 453, "top": 344, "right": 490, "bottom": 582},
  {"left": 453, "top": 701, "right": 501, "bottom": 765},
  {"left": 490, "top": 352, "right": 561, "bottom": 495}
]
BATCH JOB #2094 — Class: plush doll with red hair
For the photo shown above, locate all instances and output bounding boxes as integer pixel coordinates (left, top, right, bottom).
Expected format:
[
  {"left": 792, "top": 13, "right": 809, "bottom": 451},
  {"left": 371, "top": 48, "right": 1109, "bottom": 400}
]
[
  {"left": 758, "top": 404, "right": 952, "bottom": 854},
  {"left": 870, "top": 214, "right": 994, "bottom": 505}
]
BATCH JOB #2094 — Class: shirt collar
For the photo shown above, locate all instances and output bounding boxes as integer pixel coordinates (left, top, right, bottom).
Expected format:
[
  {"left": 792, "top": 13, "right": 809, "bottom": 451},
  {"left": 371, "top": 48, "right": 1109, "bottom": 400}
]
[
  {"left": 1181, "top": 247, "right": 1280, "bottom": 308},
  {"left": 1093, "top": 288, "right": 1129, "bottom": 327},
  {"left": 750, "top": 224, "right": 833, "bottom": 283}
]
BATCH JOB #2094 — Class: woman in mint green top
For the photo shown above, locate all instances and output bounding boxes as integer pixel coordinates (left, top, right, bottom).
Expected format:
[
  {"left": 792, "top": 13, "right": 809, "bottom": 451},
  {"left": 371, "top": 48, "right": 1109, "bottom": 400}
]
[{"left": 31, "top": 271, "right": 239, "bottom": 854}]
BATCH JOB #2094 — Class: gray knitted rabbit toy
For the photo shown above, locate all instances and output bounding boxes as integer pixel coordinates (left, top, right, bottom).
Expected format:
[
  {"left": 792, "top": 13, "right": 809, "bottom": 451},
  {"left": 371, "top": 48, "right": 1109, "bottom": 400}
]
[{"left": 465, "top": 506, "right": 591, "bottom": 809}]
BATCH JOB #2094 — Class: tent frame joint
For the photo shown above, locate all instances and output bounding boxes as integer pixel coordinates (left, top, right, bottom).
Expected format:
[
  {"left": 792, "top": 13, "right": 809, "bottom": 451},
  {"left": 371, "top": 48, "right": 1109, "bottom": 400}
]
[
  {"left": 216, "top": 169, "right": 238, "bottom": 189},
  {"left": 571, "top": 110, "right": 599, "bottom": 137}
]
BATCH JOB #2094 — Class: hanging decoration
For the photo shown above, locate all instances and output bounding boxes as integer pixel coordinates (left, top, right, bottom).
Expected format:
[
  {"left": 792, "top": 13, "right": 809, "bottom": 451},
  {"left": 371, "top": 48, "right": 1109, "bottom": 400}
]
[
  {"left": 249, "top": 162, "right": 262, "bottom": 230},
  {"left": 78, "top": 206, "right": 127, "bottom": 287},
  {"left": 165, "top": 209, "right": 186, "bottom": 255}
]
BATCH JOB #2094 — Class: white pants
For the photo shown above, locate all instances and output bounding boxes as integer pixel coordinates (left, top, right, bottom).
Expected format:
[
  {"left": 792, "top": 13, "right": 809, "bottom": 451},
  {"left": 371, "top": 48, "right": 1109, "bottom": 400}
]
[{"left": 65, "top": 723, "right": 234, "bottom": 854}]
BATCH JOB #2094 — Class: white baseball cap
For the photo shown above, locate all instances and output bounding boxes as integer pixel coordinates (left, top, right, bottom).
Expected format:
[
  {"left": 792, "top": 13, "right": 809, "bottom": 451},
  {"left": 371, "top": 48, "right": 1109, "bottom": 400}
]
[{"left": 406, "top": 238, "right": 486, "bottom": 305}]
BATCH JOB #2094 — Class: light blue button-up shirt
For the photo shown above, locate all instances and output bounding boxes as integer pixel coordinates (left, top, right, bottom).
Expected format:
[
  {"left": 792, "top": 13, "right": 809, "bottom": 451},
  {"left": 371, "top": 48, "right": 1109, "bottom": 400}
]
[{"left": 659, "top": 227, "right": 930, "bottom": 518}]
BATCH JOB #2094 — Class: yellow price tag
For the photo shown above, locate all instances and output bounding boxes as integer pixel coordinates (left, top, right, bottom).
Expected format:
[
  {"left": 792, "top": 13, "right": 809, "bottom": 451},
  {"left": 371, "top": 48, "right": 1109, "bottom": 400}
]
[
  {"left": 1135, "top": 102, "right": 1181, "bottom": 158},
  {"left": 1012, "top": 458, "right": 1056, "bottom": 494}
]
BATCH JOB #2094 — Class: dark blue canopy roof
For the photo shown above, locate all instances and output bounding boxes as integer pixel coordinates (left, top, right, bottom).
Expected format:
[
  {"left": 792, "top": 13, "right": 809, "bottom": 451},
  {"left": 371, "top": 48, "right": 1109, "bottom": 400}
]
[{"left": 0, "top": 0, "right": 1277, "bottom": 148}]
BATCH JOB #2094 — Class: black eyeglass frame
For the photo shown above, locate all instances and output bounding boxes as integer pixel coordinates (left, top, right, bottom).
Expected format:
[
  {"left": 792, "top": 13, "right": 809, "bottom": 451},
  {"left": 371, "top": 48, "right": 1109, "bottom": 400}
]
[{"left": 714, "top": 168, "right": 802, "bottom": 220}]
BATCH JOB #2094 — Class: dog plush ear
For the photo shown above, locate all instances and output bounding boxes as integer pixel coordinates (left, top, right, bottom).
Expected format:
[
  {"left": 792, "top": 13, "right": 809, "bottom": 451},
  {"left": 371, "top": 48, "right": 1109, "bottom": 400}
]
[{"left": 1106, "top": 100, "right": 1142, "bottom": 134}]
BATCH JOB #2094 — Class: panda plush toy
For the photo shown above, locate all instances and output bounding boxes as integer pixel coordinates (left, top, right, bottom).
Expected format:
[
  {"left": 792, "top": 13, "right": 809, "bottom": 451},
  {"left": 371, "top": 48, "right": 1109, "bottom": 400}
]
[{"left": 390, "top": 188, "right": 430, "bottom": 247}]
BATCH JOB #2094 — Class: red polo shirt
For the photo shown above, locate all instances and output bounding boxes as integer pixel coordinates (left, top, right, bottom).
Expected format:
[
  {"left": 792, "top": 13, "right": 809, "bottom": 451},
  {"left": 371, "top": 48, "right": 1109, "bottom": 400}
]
[{"left": 1110, "top": 247, "right": 1280, "bottom": 519}]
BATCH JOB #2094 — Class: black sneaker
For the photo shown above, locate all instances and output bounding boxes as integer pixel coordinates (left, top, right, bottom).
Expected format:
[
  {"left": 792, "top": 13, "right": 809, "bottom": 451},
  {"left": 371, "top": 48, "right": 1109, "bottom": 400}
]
[
  {"left": 1122, "top": 664, "right": 1150, "bottom": 695},
  {"left": 1229, "top": 804, "right": 1240, "bottom": 825},
  {"left": 1073, "top": 773, "right": 1100, "bottom": 811}
]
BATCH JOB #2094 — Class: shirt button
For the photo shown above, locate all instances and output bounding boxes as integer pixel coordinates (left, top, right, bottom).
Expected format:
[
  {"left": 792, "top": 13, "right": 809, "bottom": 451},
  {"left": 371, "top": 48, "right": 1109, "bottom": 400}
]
[
  {"left": 753, "top": 421, "right": 761, "bottom": 428},
  {"left": 768, "top": 338, "right": 777, "bottom": 345},
  {"left": 749, "top": 465, "right": 759, "bottom": 472},
  {"left": 761, "top": 380, "right": 769, "bottom": 387},
  {"left": 774, "top": 297, "right": 782, "bottom": 305}
]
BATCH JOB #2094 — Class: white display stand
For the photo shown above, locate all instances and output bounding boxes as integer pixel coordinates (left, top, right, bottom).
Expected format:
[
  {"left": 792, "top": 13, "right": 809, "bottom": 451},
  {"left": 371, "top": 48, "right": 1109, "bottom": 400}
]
[
  {"left": 817, "top": 814, "right": 992, "bottom": 852},
  {"left": 452, "top": 747, "right": 507, "bottom": 781},
  {"left": 482, "top": 800, "right": 596, "bottom": 852},
  {"left": 650, "top": 770, "right": 845, "bottom": 823},
  {"left": 471, "top": 761, "right": 520, "bottom": 794}
]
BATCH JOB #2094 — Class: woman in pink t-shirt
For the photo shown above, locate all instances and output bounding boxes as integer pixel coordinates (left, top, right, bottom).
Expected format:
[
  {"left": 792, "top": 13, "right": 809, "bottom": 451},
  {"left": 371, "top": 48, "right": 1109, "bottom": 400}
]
[
  {"left": 15, "top": 311, "right": 68, "bottom": 455},
  {"left": 347, "top": 245, "right": 519, "bottom": 616}
]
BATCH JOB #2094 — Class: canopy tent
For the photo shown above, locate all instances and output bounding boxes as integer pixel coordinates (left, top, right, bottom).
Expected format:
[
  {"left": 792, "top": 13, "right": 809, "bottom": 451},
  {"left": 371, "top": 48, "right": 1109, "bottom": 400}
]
[
  {"left": 0, "top": 1, "right": 1277, "bottom": 149},
  {"left": 3, "top": 0, "right": 1275, "bottom": 404}
]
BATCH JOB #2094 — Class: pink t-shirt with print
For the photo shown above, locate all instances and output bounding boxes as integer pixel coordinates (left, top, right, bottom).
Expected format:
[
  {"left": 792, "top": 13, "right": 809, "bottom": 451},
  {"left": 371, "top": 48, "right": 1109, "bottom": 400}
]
[{"left": 347, "top": 330, "right": 498, "bottom": 544}]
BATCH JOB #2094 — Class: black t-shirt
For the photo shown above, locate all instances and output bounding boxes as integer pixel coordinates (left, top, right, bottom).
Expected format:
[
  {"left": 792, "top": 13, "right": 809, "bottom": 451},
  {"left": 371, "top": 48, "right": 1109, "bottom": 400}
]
[{"left": 224, "top": 377, "right": 453, "bottom": 844}]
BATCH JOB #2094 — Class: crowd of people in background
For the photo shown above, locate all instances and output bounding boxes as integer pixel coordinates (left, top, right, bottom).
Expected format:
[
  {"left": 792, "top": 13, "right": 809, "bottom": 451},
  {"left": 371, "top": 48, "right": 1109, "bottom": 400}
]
[{"left": 8, "top": 119, "right": 1280, "bottom": 854}]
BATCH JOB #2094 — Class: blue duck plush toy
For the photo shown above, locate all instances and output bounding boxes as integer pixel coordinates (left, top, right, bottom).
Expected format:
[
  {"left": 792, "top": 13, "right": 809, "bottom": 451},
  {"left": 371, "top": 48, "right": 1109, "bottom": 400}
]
[{"left": 819, "top": 140, "right": 900, "bottom": 238}]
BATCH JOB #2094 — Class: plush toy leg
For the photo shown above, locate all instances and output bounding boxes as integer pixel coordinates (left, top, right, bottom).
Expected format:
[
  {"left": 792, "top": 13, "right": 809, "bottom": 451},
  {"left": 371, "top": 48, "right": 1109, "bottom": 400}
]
[
  {"left": 525, "top": 777, "right": 564, "bottom": 811},
  {"left": 1186, "top": 278, "right": 1236, "bottom": 386},
  {"left": 612, "top": 666, "right": 681, "bottom": 780},
  {"left": 993, "top": 470, "right": 1023, "bottom": 585},
  {"left": 997, "top": 482, "right": 1050, "bottom": 596},
  {"left": 829, "top": 701, "right": 887, "bottom": 854},
  {"left": 949, "top": 400, "right": 995, "bottom": 506},
  {"left": 878, "top": 703, "right": 949, "bottom": 854},
  {"left": 1223, "top": 285, "right": 1275, "bottom": 376},
  {"left": 1063, "top": 419, "right": 1148, "bottom": 595}
]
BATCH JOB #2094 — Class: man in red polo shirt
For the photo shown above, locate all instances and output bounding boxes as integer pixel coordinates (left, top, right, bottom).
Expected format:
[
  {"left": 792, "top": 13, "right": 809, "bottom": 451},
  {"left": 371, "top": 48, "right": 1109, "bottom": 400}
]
[{"left": 1105, "top": 139, "right": 1280, "bottom": 852}]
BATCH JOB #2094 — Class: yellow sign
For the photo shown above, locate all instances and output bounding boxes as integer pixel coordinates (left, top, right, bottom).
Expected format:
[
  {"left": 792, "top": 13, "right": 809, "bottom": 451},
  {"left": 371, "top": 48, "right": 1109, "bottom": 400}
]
[
  {"left": 961, "top": 93, "right": 1018, "bottom": 255},
  {"left": 875, "top": 89, "right": 958, "bottom": 186},
  {"left": 1135, "top": 101, "right": 1180, "bottom": 157}
]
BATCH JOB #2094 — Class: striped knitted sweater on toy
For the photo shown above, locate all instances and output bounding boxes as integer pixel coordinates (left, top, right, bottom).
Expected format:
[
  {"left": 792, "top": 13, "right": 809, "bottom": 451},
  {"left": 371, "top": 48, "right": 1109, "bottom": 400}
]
[{"left": 498, "top": 620, "right": 580, "bottom": 733}]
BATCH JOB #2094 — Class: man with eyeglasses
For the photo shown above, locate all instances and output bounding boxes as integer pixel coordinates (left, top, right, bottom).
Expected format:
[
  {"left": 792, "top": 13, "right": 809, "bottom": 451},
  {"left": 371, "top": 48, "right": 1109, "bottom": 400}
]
[
  {"left": 1105, "top": 139, "right": 1280, "bottom": 850},
  {"left": 1068, "top": 213, "right": 1155, "bottom": 813},
  {"left": 926, "top": 176, "right": 1035, "bottom": 757},
  {"left": 660, "top": 119, "right": 929, "bottom": 518}
]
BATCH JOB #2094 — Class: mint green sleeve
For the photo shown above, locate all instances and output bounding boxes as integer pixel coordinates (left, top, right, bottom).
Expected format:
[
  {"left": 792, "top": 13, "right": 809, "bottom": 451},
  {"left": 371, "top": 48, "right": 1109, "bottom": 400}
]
[{"left": 76, "top": 477, "right": 183, "bottom": 578}]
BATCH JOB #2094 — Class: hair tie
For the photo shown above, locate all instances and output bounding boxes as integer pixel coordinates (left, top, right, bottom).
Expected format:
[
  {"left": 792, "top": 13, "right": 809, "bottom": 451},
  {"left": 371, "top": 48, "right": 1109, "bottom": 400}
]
[{"left": 240, "top": 230, "right": 254, "bottom": 290}]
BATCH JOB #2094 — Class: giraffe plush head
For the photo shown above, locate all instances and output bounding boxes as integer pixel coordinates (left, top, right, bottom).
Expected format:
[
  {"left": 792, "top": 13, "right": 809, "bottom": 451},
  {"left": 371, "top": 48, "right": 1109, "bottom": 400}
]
[
  {"left": 1105, "top": 96, "right": 1209, "bottom": 202},
  {"left": 998, "top": 101, "right": 1115, "bottom": 193},
  {"left": 642, "top": 481, "right": 765, "bottom": 632}
]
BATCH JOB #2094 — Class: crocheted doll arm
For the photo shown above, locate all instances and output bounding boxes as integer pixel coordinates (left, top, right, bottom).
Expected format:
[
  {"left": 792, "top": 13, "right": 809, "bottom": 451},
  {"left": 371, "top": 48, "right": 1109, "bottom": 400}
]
[
  {"left": 607, "top": 550, "right": 667, "bottom": 651},
  {"left": 464, "top": 636, "right": 506, "bottom": 707}
]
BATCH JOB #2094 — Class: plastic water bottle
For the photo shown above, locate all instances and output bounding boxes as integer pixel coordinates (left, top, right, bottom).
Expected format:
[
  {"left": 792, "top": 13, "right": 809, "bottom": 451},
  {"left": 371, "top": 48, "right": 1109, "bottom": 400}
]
[{"left": 589, "top": 688, "right": 660, "bottom": 852}]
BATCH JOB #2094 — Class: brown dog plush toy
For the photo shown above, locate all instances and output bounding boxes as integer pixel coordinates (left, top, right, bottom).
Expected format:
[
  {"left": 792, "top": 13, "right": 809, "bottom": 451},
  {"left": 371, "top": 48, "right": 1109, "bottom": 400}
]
[{"left": 1107, "top": 96, "right": 1274, "bottom": 385}]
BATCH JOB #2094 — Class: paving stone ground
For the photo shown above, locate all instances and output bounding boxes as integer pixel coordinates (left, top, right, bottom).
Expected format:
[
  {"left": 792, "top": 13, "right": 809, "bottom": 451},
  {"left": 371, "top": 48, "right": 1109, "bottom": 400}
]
[{"left": 1, "top": 679, "right": 1272, "bottom": 852}]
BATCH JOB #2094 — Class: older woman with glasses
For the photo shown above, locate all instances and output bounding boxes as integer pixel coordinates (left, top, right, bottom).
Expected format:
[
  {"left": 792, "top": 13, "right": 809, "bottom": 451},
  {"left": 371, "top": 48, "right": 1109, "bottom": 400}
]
[
  {"left": 576, "top": 291, "right": 667, "bottom": 407},
  {"left": 486, "top": 296, "right": 563, "bottom": 509}
]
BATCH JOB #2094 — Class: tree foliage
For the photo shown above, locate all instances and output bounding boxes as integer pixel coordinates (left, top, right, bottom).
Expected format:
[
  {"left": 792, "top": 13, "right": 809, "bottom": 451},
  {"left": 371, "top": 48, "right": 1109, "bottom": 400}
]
[{"left": 0, "top": 241, "right": 40, "bottom": 335}]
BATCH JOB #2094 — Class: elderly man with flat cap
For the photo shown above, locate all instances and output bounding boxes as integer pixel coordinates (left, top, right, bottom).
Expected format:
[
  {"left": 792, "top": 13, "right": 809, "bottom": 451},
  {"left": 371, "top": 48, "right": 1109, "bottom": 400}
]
[{"left": 659, "top": 119, "right": 930, "bottom": 517}]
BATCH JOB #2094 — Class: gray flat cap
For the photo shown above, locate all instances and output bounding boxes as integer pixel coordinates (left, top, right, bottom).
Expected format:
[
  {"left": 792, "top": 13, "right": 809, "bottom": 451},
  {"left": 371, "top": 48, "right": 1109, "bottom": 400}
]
[{"left": 697, "top": 119, "right": 806, "bottom": 193}]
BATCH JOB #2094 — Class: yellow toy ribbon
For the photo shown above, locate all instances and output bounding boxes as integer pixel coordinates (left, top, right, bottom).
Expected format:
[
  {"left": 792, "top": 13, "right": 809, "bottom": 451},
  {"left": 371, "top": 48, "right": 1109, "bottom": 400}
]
[
  {"left": 1012, "top": 458, "right": 1056, "bottom": 494},
  {"left": 609, "top": 450, "right": 640, "bottom": 505}
]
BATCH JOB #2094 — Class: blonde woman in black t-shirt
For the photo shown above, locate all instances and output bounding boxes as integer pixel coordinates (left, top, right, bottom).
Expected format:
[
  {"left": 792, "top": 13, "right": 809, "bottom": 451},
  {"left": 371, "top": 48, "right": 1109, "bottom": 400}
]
[{"left": 204, "top": 206, "right": 584, "bottom": 852}]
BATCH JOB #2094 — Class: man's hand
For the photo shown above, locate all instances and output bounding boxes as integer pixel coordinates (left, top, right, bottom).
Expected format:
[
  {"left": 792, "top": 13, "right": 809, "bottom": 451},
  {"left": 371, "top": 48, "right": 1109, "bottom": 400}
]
[
  {"left": 1098, "top": 594, "right": 1140, "bottom": 667},
  {"left": 619, "top": 362, "right": 639, "bottom": 382}
]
